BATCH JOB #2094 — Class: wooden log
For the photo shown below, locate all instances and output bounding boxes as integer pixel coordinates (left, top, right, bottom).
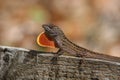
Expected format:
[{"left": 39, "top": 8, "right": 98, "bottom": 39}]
[{"left": 0, "top": 46, "right": 120, "bottom": 80}]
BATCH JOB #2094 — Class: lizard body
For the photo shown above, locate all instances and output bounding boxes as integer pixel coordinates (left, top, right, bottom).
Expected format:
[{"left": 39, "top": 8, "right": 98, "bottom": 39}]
[{"left": 38, "top": 24, "right": 120, "bottom": 63}]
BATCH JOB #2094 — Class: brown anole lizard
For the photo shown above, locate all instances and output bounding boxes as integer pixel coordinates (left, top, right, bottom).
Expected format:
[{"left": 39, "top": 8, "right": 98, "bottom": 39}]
[{"left": 37, "top": 24, "right": 120, "bottom": 63}]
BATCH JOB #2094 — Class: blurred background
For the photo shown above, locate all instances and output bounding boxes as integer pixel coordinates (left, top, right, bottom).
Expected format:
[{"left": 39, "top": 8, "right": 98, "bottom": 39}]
[{"left": 0, "top": 0, "right": 120, "bottom": 57}]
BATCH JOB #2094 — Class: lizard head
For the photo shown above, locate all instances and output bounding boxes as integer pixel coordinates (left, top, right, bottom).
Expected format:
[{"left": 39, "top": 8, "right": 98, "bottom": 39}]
[
  {"left": 37, "top": 24, "right": 65, "bottom": 48},
  {"left": 42, "top": 24, "right": 65, "bottom": 38}
]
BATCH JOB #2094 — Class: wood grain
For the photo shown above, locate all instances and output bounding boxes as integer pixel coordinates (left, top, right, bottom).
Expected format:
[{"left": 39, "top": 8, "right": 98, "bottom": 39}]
[{"left": 0, "top": 46, "right": 120, "bottom": 80}]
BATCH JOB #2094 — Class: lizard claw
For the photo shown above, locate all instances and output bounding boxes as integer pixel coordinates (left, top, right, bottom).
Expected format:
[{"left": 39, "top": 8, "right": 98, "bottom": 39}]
[{"left": 51, "top": 49, "right": 64, "bottom": 64}]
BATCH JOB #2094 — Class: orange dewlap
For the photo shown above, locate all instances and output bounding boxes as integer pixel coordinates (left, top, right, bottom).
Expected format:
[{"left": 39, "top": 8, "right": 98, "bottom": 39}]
[{"left": 37, "top": 32, "right": 56, "bottom": 48}]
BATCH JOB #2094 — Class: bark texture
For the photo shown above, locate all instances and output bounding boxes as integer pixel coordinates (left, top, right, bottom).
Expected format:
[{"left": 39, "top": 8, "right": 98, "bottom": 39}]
[{"left": 0, "top": 46, "right": 120, "bottom": 80}]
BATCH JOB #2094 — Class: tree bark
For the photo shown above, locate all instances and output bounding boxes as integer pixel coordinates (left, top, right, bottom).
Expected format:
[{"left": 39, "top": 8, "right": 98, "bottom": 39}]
[{"left": 0, "top": 46, "right": 120, "bottom": 80}]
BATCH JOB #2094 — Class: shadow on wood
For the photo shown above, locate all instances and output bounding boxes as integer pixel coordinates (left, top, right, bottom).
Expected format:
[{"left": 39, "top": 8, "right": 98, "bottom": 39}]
[{"left": 0, "top": 46, "right": 120, "bottom": 80}]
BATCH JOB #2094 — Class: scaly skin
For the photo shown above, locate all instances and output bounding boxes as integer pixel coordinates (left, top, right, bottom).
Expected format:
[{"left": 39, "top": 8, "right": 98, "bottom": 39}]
[{"left": 42, "top": 24, "right": 120, "bottom": 63}]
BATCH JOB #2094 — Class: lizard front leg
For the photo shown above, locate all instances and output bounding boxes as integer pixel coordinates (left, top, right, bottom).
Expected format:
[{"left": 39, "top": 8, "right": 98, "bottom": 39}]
[
  {"left": 51, "top": 49, "right": 64, "bottom": 64},
  {"left": 54, "top": 49, "right": 64, "bottom": 57}
]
